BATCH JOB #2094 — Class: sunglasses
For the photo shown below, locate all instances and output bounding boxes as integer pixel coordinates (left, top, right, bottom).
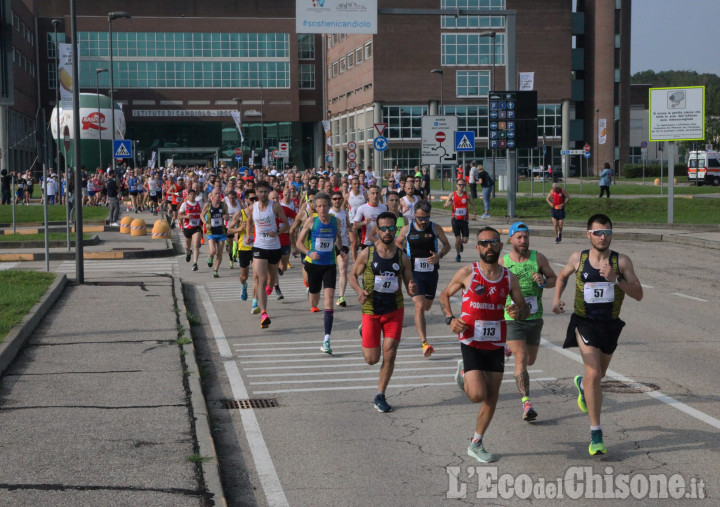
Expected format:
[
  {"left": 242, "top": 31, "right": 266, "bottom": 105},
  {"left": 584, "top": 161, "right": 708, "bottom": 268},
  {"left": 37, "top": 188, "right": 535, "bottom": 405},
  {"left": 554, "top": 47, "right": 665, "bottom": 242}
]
[
  {"left": 477, "top": 239, "right": 500, "bottom": 247},
  {"left": 588, "top": 229, "right": 613, "bottom": 237},
  {"left": 415, "top": 216, "right": 430, "bottom": 221},
  {"left": 248, "top": 197, "right": 257, "bottom": 202},
  {"left": 389, "top": 180, "right": 395, "bottom": 183},
  {"left": 377, "top": 225, "right": 397, "bottom": 232},
  {"left": 457, "top": 183, "right": 465, "bottom": 187}
]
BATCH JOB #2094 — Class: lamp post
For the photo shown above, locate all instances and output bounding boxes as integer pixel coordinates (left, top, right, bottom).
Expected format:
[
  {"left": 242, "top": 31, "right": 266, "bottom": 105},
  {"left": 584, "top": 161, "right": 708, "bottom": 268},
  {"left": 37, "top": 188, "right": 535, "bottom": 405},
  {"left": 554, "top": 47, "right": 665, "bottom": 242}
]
[
  {"left": 430, "top": 69, "right": 444, "bottom": 187},
  {"left": 480, "top": 31, "right": 497, "bottom": 197},
  {"left": 108, "top": 11, "right": 131, "bottom": 178},
  {"left": 51, "top": 18, "right": 62, "bottom": 188},
  {"left": 95, "top": 68, "right": 108, "bottom": 170}
]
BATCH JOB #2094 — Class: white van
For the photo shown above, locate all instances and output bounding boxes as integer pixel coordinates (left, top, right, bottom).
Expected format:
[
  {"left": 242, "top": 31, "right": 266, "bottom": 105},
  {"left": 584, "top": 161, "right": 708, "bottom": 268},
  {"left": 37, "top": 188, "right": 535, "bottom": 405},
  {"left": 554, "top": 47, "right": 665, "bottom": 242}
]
[{"left": 687, "top": 151, "right": 720, "bottom": 186}]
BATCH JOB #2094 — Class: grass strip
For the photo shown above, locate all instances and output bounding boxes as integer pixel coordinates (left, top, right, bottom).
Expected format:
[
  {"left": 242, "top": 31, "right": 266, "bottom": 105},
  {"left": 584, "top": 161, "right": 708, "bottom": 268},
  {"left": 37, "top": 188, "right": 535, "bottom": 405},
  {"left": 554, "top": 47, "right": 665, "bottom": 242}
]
[{"left": 0, "top": 270, "right": 57, "bottom": 342}]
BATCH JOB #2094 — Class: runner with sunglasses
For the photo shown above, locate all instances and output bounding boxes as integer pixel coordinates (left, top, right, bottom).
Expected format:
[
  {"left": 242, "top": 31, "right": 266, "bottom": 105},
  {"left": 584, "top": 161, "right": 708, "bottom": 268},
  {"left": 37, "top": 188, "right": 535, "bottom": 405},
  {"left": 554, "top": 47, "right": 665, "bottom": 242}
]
[
  {"left": 227, "top": 189, "right": 257, "bottom": 305},
  {"left": 329, "top": 190, "right": 351, "bottom": 307},
  {"left": 552, "top": 214, "right": 643, "bottom": 455},
  {"left": 443, "top": 179, "right": 477, "bottom": 262}
]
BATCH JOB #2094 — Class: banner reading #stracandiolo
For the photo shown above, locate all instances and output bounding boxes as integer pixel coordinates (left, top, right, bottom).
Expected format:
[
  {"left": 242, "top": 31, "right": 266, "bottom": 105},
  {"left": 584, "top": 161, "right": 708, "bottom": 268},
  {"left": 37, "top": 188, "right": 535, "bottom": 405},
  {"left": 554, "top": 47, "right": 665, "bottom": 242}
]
[{"left": 296, "top": 0, "right": 377, "bottom": 34}]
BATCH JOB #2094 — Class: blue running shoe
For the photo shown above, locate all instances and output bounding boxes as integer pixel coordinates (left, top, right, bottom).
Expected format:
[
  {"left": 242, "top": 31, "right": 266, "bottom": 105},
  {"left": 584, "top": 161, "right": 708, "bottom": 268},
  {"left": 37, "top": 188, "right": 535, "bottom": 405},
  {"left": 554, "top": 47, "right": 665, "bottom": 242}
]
[
  {"left": 241, "top": 284, "right": 248, "bottom": 301},
  {"left": 374, "top": 393, "right": 392, "bottom": 413}
]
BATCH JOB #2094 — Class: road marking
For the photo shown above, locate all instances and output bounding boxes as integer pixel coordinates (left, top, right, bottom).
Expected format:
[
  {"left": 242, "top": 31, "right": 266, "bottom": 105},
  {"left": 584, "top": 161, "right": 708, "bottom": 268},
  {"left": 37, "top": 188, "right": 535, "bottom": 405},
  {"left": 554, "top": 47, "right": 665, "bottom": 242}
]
[
  {"left": 198, "top": 286, "right": 233, "bottom": 358},
  {"left": 233, "top": 334, "right": 457, "bottom": 348},
  {"left": 240, "top": 351, "right": 460, "bottom": 361},
  {"left": 240, "top": 358, "right": 473, "bottom": 371},
  {"left": 671, "top": 292, "right": 708, "bottom": 302},
  {"left": 252, "top": 377, "right": 556, "bottom": 395},
  {"left": 247, "top": 369, "right": 544, "bottom": 379},
  {"left": 541, "top": 339, "right": 720, "bottom": 431},
  {"left": 224, "top": 361, "right": 289, "bottom": 506},
  {"left": 0, "top": 262, "right": 19, "bottom": 270},
  {"left": 641, "top": 284, "right": 654, "bottom": 289}
]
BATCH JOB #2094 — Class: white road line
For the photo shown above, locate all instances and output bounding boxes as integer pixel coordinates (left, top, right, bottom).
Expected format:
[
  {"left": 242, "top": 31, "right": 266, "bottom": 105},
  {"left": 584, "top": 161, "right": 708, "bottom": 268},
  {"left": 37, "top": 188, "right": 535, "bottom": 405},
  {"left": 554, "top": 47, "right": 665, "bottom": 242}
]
[
  {"left": 247, "top": 368, "right": 543, "bottom": 379},
  {"left": 198, "top": 286, "right": 233, "bottom": 358},
  {"left": 671, "top": 292, "right": 708, "bottom": 302},
  {"left": 0, "top": 262, "right": 19, "bottom": 270},
  {"left": 641, "top": 284, "right": 654, "bottom": 289},
  {"left": 252, "top": 377, "right": 557, "bottom": 395},
  {"left": 234, "top": 335, "right": 457, "bottom": 347},
  {"left": 541, "top": 339, "right": 720, "bottom": 431},
  {"left": 239, "top": 353, "right": 463, "bottom": 365},
  {"left": 239, "top": 351, "right": 460, "bottom": 360},
  {"left": 233, "top": 342, "right": 459, "bottom": 353},
  {"left": 224, "top": 361, "right": 288, "bottom": 506},
  {"left": 240, "top": 358, "right": 468, "bottom": 371}
]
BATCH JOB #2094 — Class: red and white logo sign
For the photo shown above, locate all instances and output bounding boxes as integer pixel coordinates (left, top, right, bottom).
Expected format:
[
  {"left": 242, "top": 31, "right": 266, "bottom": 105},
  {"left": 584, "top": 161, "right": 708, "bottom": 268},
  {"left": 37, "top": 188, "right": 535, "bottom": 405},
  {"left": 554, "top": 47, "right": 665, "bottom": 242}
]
[
  {"left": 584, "top": 144, "right": 591, "bottom": 152},
  {"left": 347, "top": 141, "right": 357, "bottom": 151},
  {"left": 81, "top": 112, "right": 107, "bottom": 131},
  {"left": 272, "top": 149, "right": 281, "bottom": 159},
  {"left": 347, "top": 151, "right": 357, "bottom": 161},
  {"left": 435, "top": 131, "right": 446, "bottom": 143},
  {"left": 374, "top": 123, "right": 387, "bottom": 136},
  {"left": 235, "top": 148, "right": 242, "bottom": 155},
  {"left": 279, "top": 142, "right": 289, "bottom": 153}
]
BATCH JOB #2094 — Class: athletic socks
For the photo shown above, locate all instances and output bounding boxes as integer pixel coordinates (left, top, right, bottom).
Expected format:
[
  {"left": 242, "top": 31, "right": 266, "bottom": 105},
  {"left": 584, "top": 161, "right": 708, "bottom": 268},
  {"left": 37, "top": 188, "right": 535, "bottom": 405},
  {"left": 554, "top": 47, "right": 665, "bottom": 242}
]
[
  {"left": 472, "top": 432, "right": 483, "bottom": 443},
  {"left": 324, "top": 334, "right": 331, "bottom": 343},
  {"left": 324, "top": 310, "right": 334, "bottom": 336}
]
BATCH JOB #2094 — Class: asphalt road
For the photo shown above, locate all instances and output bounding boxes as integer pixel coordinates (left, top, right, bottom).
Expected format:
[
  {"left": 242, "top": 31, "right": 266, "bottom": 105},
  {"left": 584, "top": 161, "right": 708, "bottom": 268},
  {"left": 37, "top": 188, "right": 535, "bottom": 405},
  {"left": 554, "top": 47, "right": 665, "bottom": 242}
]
[{"left": 177, "top": 230, "right": 718, "bottom": 506}]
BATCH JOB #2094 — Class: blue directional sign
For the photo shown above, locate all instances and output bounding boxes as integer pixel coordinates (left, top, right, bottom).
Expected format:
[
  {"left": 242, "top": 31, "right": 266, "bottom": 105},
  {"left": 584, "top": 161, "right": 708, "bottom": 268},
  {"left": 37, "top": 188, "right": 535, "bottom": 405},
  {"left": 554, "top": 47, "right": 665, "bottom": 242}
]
[
  {"left": 373, "top": 136, "right": 388, "bottom": 152},
  {"left": 113, "top": 140, "right": 132, "bottom": 159},
  {"left": 235, "top": 154, "right": 243, "bottom": 162},
  {"left": 455, "top": 131, "right": 475, "bottom": 152},
  {"left": 584, "top": 151, "right": 591, "bottom": 159}
]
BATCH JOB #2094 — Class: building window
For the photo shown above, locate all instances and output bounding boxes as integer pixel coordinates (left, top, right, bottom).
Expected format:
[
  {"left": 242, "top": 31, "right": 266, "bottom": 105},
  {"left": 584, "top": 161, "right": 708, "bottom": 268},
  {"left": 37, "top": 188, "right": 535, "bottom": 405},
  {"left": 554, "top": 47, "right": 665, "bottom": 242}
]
[
  {"left": 382, "top": 105, "right": 428, "bottom": 140},
  {"left": 441, "top": 1, "right": 506, "bottom": 29},
  {"left": 298, "top": 34, "right": 315, "bottom": 59},
  {"left": 332, "top": 34, "right": 337, "bottom": 45},
  {"left": 299, "top": 64, "right": 315, "bottom": 89},
  {"left": 456, "top": 70, "right": 490, "bottom": 97},
  {"left": 47, "top": 32, "right": 66, "bottom": 59},
  {"left": 340, "top": 56, "right": 346, "bottom": 73},
  {"left": 347, "top": 51, "right": 354, "bottom": 69},
  {"left": 355, "top": 47, "right": 363, "bottom": 64},
  {"left": 48, "top": 63, "right": 57, "bottom": 90},
  {"left": 364, "top": 41, "right": 372, "bottom": 59},
  {"left": 538, "top": 104, "right": 561, "bottom": 138},
  {"left": 332, "top": 61, "right": 338, "bottom": 77},
  {"left": 442, "top": 33, "right": 505, "bottom": 66}
]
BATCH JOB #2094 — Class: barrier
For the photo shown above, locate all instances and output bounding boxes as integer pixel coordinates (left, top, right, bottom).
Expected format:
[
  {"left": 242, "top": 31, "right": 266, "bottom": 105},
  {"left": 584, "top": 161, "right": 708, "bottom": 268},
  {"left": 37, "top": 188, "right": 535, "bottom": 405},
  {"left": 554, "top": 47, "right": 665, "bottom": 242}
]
[
  {"left": 152, "top": 219, "right": 171, "bottom": 239},
  {"left": 130, "top": 218, "right": 147, "bottom": 237},
  {"left": 119, "top": 216, "right": 133, "bottom": 234}
]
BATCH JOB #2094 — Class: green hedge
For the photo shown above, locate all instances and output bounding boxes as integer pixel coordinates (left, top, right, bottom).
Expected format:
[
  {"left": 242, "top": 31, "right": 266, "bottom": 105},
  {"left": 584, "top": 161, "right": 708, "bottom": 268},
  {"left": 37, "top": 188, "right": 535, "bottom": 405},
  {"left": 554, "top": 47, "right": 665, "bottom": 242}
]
[{"left": 622, "top": 163, "right": 686, "bottom": 178}]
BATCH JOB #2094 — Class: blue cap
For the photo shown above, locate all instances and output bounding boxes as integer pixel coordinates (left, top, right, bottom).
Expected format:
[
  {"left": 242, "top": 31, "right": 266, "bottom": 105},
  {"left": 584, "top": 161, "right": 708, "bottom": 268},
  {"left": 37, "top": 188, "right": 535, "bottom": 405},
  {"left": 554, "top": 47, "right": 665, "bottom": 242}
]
[{"left": 508, "top": 222, "right": 529, "bottom": 237}]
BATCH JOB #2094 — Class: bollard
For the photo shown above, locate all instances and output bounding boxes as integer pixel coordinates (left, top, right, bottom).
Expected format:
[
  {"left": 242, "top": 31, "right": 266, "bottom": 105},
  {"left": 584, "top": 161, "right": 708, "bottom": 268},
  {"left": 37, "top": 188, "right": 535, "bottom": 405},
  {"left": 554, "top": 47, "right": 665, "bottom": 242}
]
[
  {"left": 130, "top": 218, "right": 147, "bottom": 236},
  {"left": 119, "top": 216, "right": 133, "bottom": 234},
  {"left": 151, "top": 219, "right": 171, "bottom": 239}
]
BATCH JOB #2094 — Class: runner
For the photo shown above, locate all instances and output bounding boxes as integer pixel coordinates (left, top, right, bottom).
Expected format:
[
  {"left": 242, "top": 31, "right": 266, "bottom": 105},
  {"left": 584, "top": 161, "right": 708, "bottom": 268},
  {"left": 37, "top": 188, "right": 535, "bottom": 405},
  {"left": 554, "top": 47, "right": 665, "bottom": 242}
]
[
  {"left": 500, "top": 222, "right": 557, "bottom": 421},
  {"left": 397, "top": 177, "right": 419, "bottom": 225},
  {"left": 348, "top": 212, "right": 417, "bottom": 413},
  {"left": 296, "top": 191, "right": 345, "bottom": 354},
  {"left": 443, "top": 179, "right": 476, "bottom": 262},
  {"left": 177, "top": 188, "right": 203, "bottom": 271},
  {"left": 546, "top": 182, "right": 569, "bottom": 243},
  {"left": 246, "top": 180, "right": 290, "bottom": 328},
  {"left": 353, "top": 185, "right": 387, "bottom": 250},
  {"left": 346, "top": 177, "right": 368, "bottom": 261},
  {"left": 329, "top": 190, "right": 351, "bottom": 307},
  {"left": 202, "top": 188, "right": 229, "bottom": 278},
  {"left": 395, "top": 199, "right": 451, "bottom": 357},
  {"left": 385, "top": 191, "right": 407, "bottom": 236},
  {"left": 224, "top": 190, "right": 243, "bottom": 269},
  {"left": 438, "top": 226, "right": 529, "bottom": 463},
  {"left": 227, "top": 189, "right": 256, "bottom": 303},
  {"left": 552, "top": 213, "right": 643, "bottom": 455},
  {"left": 147, "top": 173, "right": 160, "bottom": 215},
  {"left": 271, "top": 189, "right": 298, "bottom": 300}
]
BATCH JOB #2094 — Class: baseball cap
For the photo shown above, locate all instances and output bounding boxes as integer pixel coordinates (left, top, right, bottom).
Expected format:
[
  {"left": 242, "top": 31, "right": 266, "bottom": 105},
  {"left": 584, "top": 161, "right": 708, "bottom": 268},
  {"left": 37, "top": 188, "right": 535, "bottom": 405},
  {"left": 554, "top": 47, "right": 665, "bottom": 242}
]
[{"left": 508, "top": 222, "right": 529, "bottom": 237}]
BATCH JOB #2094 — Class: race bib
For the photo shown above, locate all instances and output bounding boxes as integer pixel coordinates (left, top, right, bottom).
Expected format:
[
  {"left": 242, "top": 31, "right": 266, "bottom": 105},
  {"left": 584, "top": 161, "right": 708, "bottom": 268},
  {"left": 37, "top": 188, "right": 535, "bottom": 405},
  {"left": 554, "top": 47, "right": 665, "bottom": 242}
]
[
  {"left": 473, "top": 320, "right": 502, "bottom": 342},
  {"left": 374, "top": 275, "right": 398, "bottom": 294},
  {"left": 414, "top": 258, "right": 433, "bottom": 272},
  {"left": 189, "top": 218, "right": 200, "bottom": 227},
  {"left": 455, "top": 207, "right": 467, "bottom": 217},
  {"left": 583, "top": 282, "right": 614, "bottom": 304},
  {"left": 150, "top": 190, "right": 157, "bottom": 196},
  {"left": 129, "top": 185, "right": 136, "bottom": 191},
  {"left": 211, "top": 217, "right": 223, "bottom": 227},
  {"left": 524, "top": 296, "right": 538, "bottom": 314},
  {"left": 315, "top": 237, "right": 333, "bottom": 252}
]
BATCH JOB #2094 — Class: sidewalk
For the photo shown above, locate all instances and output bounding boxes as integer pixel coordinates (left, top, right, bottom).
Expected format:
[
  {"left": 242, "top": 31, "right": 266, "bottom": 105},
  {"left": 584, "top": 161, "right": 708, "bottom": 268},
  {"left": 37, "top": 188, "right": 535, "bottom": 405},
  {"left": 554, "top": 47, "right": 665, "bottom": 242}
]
[{"left": 0, "top": 274, "right": 224, "bottom": 506}]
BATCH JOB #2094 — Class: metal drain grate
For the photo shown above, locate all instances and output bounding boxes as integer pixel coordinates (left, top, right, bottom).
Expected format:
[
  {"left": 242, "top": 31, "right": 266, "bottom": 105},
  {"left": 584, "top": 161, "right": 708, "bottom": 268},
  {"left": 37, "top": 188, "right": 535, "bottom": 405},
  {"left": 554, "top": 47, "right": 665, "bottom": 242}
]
[
  {"left": 223, "top": 398, "right": 279, "bottom": 409},
  {"left": 601, "top": 380, "right": 660, "bottom": 394}
]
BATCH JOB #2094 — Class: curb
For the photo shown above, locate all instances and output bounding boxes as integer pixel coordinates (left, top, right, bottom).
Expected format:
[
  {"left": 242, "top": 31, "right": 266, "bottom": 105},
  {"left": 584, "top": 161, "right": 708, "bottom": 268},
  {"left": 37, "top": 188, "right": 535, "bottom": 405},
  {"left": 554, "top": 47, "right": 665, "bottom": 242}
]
[
  {"left": 0, "top": 239, "right": 175, "bottom": 262},
  {"left": 174, "top": 274, "right": 227, "bottom": 507},
  {"left": 0, "top": 273, "right": 67, "bottom": 375},
  {"left": 0, "top": 235, "right": 101, "bottom": 249}
]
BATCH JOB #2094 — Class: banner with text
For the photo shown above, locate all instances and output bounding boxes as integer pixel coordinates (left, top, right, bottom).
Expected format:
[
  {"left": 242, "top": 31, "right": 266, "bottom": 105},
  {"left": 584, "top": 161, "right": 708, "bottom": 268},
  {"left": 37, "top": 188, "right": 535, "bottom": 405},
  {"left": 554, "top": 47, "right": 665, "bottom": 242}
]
[
  {"left": 58, "top": 43, "right": 75, "bottom": 109},
  {"left": 296, "top": 0, "right": 377, "bottom": 34}
]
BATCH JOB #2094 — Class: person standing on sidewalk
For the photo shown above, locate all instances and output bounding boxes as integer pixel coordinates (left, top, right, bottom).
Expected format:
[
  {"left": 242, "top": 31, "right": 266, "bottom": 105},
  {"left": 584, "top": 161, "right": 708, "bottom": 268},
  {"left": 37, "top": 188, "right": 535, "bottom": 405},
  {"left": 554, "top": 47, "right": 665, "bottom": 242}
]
[
  {"left": 546, "top": 182, "right": 569, "bottom": 243},
  {"left": 395, "top": 199, "right": 451, "bottom": 358},
  {"left": 552, "top": 213, "right": 643, "bottom": 456},
  {"left": 468, "top": 161, "right": 480, "bottom": 199},
  {"left": 443, "top": 179, "right": 476, "bottom": 262},
  {"left": 501, "top": 222, "right": 557, "bottom": 422},
  {"left": 599, "top": 163, "right": 613, "bottom": 198},
  {"left": 478, "top": 164, "right": 493, "bottom": 219},
  {"left": 106, "top": 171, "right": 120, "bottom": 225},
  {"left": 349, "top": 212, "right": 416, "bottom": 413},
  {"left": 439, "top": 226, "right": 529, "bottom": 463}
]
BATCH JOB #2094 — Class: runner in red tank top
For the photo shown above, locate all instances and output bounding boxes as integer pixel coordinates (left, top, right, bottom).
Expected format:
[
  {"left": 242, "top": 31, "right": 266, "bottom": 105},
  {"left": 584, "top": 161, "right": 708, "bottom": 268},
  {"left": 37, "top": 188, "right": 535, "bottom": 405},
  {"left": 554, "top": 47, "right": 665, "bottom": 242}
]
[
  {"left": 443, "top": 179, "right": 476, "bottom": 262},
  {"left": 545, "top": 182, "right": 569, "bottom": 243},
  {"left": 439, "top": 226, "right": 529, "bottom": 463}
]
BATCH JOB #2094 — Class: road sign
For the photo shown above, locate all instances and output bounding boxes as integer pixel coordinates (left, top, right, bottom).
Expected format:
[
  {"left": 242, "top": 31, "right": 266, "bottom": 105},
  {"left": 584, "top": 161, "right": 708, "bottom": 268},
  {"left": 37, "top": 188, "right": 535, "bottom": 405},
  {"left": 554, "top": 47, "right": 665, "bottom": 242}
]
[
  {"left": 272, "top": 149, "right": 281, "bottom": 159},
  {"left": 560, "top": 149, "right": 584, "bottom": 155},
  {"left": 421, "top": 115, "right": 458, "bottom": 165},
  {"left": 347, "top": 161, "right": 357, "bottom": 170},
  {"left": 641, "top": 141, "right": 648, "bottom": 149},
  {"left": 373, "top": 136, "right": 388, "bottom": 152},
  {"left": 583, "top": 152, "right": 591, "bottom": 159},
  {"left": 455, "top": 131, "right": 475, "bottom": 151},
  {"left": 374, "top": 123, "right": 387, "bottom": 136},
  {"left": 583, "top": 144, "right": 591, "bottom": 152},
  {"left": 706, "top": 143, "right": 713, "bottom": 151},
  {"left": 347, "top": 151, "right": 357, "bottom": 161},
  {"left": 235, "top": 154, "right": 243, "bottom": 162},
  {"left": 235, "top": 148, "right": 242, "bottom": 155},
  {"left": 649, "top": 86, "right": 705, "bottom": 141},
  {"left": 113, "top": 140, "right": 132, "bottom": 158},
  {"left": 347, "top": 141, "right": 357, "bottom": 151},
  {"left": 278, "top": 142, "right": 289, "bottom": 155}
]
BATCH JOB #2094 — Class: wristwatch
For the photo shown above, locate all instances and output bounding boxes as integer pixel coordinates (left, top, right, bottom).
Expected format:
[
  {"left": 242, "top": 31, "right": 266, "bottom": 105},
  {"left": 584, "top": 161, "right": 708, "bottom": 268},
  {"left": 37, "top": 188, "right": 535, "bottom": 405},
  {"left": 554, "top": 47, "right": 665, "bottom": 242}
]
[
  {"left": 614, "top": 274, "right": 624, "bottom": 285},
  {"left": 445, "top": 315, "right": 455, "bottom": 325}
]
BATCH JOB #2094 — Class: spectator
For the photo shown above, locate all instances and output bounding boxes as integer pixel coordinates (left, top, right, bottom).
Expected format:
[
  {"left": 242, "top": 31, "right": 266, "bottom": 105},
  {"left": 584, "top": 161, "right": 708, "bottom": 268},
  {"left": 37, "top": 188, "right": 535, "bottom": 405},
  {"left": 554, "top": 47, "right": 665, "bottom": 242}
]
[{"left": 599, "top": 162, "right": 613, "bottom": 198}]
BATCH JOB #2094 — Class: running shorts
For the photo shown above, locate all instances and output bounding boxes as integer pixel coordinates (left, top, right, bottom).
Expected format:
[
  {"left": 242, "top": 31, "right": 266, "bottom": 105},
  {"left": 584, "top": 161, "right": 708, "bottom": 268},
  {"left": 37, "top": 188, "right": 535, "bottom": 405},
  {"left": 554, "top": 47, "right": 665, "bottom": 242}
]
[
  {"left": 361, "top": 308, "right": 404, "bottom": 348},
  {"left": 238, "top": 249, "right": 253, "bottom": 268},
  {"left": 304, "top": 262, "right": 337, "bottom": 293},
  {"left": 253, "top": 247, "right": 281, "bottom": 265},
  {"left": 563, "top": 313, "right": 625, "bottom": 355},
  {"left": 506, "top": 319, "right": 544, "bottom": 346},
  {"left": 551, "top": 208, "right": 566, "bottom": 221},
  {"left": 412, "top": 269, "right": 439, "bottom": 300},
  {"left": 461, "top": 343, "right": 504, "bottom": 373},
  {"left": 451, "top": 218, "right": 469, "bottom": 238},
  {"left": 183, "top": 227, "right": 202, "bottom": 239}
]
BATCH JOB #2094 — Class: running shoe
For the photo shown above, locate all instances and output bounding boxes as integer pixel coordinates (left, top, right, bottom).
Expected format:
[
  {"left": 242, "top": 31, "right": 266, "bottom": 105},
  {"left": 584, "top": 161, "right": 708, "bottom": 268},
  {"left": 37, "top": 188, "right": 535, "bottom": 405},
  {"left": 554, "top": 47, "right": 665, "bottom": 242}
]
[
  {"left": 287, "top": 262, "right": 293, "bottom": 268},
  {"left": 213, "top": 270, "right": 219, "bottom": 278},
  {"left": 559, "top": 232, "right": 563, "bottom": 242},
  {"left": 455, "top": 359, "right": 465, "bottom": 392},
  {"left": 207, "top": 256, "right": 213, "bottom": 267},
  {"left": 260, "top": 312, "right": 271, "bottom": 329},
  {"left": 240, "top": 284, "right": 248, "bottom": 301},
  {"left": 185, "top": 250, "right": 192, "bottom": 263},
  {"left": 422, "top": 341, "right": 434, "bottom": 358},
  {"left": 275, "top": 286, "right": 284, "bottom": 300},
  {"left": 265, "top": 285, "right": 273, "bottom": 296},
  {"left": 522, "top": 400, "right": 538, "bottom": 421},
  {"left": 589, "top": 429, "right": 606, "bottom": 456},
  {"left": 574, "top": 375, "right": 587, "bottom": 413},
  {"left": 229, "top": 260, "right": 234, "bottom": 269},
  {"left": 456, "top": 254, "right": 461, "bottom": 263},
  {"left": 336, "top": 296, "right": 347, "bottom": 307},
  {"left": 460, "top": 243, "right": 464, "bottom": 253},
  {"left": 373, "top": 393, "right": 393, "bottom": 413},
  {"left": 192, "top": 263, "right": 198, "bottom": 271},
  {"left": 358, "top": 323, "right": 363, "bottom": 337},
  {"left": 467, "top": 440, "right": 496, "bottom": 463},
  {"left": 310, "top": 306, "right": 321, "bottom": 313},
  {"left": 278, "top": 268, "right": 283, "bottom": 276},
  {"left": 320, "top": 340, "right": 332, "bottom": 355},
  {"left": 251, "top": 302, "right": 261, "bottom": 315}
]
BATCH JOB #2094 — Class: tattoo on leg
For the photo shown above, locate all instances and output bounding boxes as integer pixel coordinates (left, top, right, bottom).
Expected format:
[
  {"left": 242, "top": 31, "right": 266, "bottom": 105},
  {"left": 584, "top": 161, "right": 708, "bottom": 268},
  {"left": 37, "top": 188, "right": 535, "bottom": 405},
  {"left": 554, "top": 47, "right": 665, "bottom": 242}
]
[{"left": 515, "top": 370, "right": 530, "bottom": 398}]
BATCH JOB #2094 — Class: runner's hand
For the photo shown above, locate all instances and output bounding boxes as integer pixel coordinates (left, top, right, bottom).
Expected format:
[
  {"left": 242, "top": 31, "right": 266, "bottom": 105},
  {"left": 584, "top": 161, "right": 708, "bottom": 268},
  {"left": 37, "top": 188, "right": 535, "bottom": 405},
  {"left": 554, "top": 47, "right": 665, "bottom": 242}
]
[
  {"left": 427, "top": 251, "right": 440, "bottom": 265},
  {"left": 357, "top": 289, "right": 369, "bottom": 305},
  {"left": 449, "top": 317, "right": 468, "bottom": 334},
  {"left": 309, "top": 251, "right": 320, "bottom": 261},
  {"left": 506, "top": 303, "right": 521, "bottom": 319},
  {"left": 408, "top": 280, "right": 418, "bottom": 297},
  {"left": 531, "top": 271, "right": 544, "bottom": 285},
  {"left": 552, "top": 300, "right": 565, "bottom": 314}
]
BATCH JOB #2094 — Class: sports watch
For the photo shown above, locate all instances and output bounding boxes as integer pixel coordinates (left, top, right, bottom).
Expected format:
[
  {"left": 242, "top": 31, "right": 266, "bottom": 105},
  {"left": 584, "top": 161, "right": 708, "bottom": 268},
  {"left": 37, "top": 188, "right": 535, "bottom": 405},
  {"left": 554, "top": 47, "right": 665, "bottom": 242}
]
[{"left": 445, "top": 315, "right": 455, "bottom": 325}]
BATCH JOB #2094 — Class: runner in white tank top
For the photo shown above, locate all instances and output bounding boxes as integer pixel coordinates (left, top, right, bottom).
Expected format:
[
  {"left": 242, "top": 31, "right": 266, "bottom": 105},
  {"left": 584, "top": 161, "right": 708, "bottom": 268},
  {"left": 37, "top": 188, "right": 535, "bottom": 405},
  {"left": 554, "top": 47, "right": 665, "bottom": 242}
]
[
  {"left": 252, "top": 200, "right": 281, "bottom": 250},
  {"left": 346, "top": 178, "right": 367, "bottom": 263}
]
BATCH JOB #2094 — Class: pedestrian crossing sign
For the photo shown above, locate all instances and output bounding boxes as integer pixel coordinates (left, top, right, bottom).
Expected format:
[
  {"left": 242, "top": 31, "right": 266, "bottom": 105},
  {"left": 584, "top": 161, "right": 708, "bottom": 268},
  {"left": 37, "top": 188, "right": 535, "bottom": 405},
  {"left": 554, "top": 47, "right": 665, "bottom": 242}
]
[
  {"left": 455, "top": 131, "right": 475, "bottom": 152},
  {"left": 113, "top": 140, "right": 132, "bottom": 158}
]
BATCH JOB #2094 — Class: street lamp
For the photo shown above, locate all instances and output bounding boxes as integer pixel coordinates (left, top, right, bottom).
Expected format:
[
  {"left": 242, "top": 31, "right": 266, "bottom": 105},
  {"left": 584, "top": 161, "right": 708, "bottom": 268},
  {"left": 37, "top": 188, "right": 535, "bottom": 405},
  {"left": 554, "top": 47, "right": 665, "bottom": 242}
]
[
  {"left": 108, "top": 11, "right": 131, "bottom": 177},
  {"left": 51, "top": 19, "right": 62, "bottom": 181},
  {"left": 95, "top": 68, "right": 108, "bottom": 170},
  {"left": 430, "top": 69, "right": 444, "bottom": 114}
]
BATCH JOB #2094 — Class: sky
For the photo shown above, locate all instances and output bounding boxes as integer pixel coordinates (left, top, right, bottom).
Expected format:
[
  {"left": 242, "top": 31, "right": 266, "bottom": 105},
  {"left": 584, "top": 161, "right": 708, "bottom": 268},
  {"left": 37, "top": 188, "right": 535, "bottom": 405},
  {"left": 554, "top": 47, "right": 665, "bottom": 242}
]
[{"left": 631, "top": 0, "right": 720, "bottom": 76}]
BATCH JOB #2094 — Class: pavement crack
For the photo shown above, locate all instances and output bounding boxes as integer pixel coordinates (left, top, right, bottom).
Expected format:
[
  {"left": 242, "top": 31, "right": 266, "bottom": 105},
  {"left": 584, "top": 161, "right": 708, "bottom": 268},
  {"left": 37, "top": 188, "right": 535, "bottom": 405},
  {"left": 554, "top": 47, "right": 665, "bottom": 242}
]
[
  {"left": 0, "top": 403, "right": 186, "bottom": 411},
  {"left": 0, "top": 482, "right": 207, "bottom": 498},
  {"left": 2, "top": 370, "right": 144, "bottom": 376}
]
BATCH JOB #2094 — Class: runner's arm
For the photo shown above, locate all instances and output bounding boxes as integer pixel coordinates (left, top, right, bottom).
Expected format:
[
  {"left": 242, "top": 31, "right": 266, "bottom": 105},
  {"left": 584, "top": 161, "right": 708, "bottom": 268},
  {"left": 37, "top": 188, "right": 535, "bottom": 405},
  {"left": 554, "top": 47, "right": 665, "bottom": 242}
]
[
  {"left": 552, "top": 251, "right": 581, "bottom": 313},
  {"left": 296, "top": 217, "right": 313, "bottom": 255},
  {"left": 438, "top": 265, "right": 473, "bottom": 334},
  {"left": 506, "top": 272, "right": 530, "bottom": 320},
  {"left": 434, "top": 223, "right": 452, "bottom": 260},
  {"left": 348, "top": 247, "right": 370, "bottom": 303},
  {"left": 394, "top": 224, "right": 410, "bottom": 250},
  {"left": 535, "top": 252, "right": 558, "bottom": 289},
  {"left": 400, "top": 251, "right": 416, "bottom": 297},
  {"left": 443, "top": 193, "right": 453, "bottom": 208},
  {"left": 613, "top": 254, "right": 643, "bottom": 301},
  {"left": 275, "top": 202, "right": 290, "bottom": 235}
]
